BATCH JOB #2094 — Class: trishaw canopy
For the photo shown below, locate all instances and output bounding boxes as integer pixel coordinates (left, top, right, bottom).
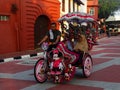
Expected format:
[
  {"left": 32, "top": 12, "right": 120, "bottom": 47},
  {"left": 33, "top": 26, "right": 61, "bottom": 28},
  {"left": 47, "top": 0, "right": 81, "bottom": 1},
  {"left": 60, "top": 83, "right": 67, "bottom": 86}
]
[{"left": 58, "top": 12, "right": 96, "bottom": 22}]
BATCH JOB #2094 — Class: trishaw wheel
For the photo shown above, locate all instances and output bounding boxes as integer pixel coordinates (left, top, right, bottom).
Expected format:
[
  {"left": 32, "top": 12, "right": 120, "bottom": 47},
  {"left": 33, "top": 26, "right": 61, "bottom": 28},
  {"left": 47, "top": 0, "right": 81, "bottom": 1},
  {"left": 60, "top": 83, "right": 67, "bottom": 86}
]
[
  {"left": 34, "top": 58, "right": 47, "bottom": 83},
  {"left": 82, "top": 53, "right": 93, "bottom": 78}
]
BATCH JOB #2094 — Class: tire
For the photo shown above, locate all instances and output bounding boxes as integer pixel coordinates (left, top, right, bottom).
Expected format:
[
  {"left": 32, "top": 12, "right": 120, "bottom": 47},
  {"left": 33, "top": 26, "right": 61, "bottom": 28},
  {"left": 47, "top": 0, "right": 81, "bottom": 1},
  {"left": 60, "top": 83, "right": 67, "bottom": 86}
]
[
  {"left": 34, "top": 58, "right": 47, "bottom": 83},
  {"left": 82, "top": 53, "right": 93, "bottom": 78}
]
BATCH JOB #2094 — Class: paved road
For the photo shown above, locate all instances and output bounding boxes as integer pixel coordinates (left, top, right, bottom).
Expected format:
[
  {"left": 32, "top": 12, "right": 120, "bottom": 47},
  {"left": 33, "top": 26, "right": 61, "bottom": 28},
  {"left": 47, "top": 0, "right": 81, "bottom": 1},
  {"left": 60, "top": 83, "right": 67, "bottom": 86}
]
[{"left": 0, "top": 36, "right": 120, "bottom": 90}]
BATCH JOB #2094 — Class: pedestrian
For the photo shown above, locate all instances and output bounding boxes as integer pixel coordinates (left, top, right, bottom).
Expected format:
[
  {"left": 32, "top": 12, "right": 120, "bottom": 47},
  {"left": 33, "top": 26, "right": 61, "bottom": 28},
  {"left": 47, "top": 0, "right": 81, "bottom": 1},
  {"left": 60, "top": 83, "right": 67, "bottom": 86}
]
[
  {"left": 38, "top": 22, "right": 61, "bottom": 51},
  {"left": 106, "top": 25, "right": 110, "bottom": 37}
]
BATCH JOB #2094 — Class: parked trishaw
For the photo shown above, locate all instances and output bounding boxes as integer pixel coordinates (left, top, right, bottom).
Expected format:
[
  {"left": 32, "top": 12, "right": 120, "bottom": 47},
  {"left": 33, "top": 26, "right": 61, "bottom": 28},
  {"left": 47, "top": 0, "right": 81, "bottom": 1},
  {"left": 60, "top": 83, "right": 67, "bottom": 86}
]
[{"left": 34, "top": 12, "right": 97, "bottom": 83}]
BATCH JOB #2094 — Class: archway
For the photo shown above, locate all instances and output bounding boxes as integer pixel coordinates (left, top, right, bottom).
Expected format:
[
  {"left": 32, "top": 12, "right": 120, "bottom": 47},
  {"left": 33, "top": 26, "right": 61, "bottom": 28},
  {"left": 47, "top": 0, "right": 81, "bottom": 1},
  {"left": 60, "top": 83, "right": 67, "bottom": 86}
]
[{"left": 34, "top": 15, "right": 50, "bottom": 49}]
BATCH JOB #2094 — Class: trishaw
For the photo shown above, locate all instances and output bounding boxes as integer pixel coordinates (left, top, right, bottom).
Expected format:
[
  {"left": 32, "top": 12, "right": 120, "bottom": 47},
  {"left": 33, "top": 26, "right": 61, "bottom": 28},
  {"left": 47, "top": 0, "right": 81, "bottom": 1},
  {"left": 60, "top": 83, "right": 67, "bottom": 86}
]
[{"left": 34, "top": 12, "right": 97, "bottom": 83}]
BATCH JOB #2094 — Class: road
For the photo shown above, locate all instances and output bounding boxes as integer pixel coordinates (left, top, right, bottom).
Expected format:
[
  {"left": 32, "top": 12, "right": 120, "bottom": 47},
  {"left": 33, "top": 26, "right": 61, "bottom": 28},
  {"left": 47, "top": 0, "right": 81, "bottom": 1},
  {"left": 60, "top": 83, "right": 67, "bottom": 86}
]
[{"left": 0, "top": 35, "right": 120, "bottom": 90}]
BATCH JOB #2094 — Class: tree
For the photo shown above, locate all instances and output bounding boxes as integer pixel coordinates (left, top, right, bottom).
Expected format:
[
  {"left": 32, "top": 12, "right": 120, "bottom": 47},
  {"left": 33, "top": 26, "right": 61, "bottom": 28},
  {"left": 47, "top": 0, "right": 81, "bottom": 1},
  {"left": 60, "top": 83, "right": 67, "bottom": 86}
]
[{"left": 98, "top": 0, "right": 120, "bottom": 19}]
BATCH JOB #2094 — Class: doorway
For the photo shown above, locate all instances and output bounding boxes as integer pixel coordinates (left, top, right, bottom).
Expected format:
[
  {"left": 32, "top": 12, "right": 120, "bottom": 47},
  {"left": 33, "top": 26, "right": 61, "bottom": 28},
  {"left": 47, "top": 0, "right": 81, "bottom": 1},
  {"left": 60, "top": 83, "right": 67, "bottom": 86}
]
[{"left": 34, "top": 15, "right": 50, "bottom": 49}]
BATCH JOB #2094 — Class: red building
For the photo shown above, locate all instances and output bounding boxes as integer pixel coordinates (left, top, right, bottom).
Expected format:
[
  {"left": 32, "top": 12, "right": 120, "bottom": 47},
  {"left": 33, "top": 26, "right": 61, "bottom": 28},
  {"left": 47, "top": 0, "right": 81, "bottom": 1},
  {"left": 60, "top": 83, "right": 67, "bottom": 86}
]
[
  {"left": 0, "top": 0, "right": 60, "bottom": 54},
  {"left": 87, "top": 0, "right": 99, "bottom": 20}
]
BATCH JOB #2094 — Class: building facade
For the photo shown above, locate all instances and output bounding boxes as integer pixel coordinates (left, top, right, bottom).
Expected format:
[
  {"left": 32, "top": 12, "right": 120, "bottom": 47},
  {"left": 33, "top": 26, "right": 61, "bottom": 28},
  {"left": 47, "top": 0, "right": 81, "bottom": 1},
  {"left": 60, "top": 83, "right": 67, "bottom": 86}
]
[
  {"left": 87, "top": 0, "right": 99, "bottom": 20},
  {"left": 0, "top": 0, "right": 99, "bottom": 54},
  {"left": 59, "top": 0, "right": 85, "bottom": 16},
  {"left": 0, "top": 0, "right": 60, "bottom": 54},
  {"left": 59, "top": 0, "right": 99, "bottom": 20}
]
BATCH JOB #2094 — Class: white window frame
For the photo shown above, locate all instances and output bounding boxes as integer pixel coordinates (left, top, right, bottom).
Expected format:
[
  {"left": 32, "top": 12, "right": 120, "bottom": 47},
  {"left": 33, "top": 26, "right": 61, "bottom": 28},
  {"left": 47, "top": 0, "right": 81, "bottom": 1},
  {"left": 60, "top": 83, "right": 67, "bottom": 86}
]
[{"left": 89, "top": 7, "right": 95, "bottom": 15}]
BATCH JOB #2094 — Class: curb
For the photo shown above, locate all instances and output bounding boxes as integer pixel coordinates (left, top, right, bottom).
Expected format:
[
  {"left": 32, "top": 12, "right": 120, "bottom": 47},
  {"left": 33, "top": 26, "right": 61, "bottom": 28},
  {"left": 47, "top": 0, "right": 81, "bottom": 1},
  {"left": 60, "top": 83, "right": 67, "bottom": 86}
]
[{"left": 0, "top": 52, "right": 43, "bottom": 63}]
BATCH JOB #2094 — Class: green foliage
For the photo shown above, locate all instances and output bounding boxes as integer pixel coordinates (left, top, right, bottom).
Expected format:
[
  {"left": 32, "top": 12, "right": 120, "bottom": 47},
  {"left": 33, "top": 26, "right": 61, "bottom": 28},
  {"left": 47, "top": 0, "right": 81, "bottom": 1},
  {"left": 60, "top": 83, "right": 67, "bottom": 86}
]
[{"left": 98, "top": 0, "right": 120, "bottom": 19}]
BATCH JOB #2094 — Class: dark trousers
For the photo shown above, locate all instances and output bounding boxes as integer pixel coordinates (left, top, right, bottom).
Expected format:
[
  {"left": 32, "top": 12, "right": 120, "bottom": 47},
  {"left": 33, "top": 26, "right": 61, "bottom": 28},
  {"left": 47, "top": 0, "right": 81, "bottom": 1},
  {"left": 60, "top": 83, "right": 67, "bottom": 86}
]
[{"left": 47, "top": 44, "right": 57, "bottom": 52}]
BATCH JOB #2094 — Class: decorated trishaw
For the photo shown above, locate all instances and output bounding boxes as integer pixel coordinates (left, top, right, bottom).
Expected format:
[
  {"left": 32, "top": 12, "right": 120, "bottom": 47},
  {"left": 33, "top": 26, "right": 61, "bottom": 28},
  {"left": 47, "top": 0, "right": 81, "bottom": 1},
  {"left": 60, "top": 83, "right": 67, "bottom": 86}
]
[{"left": 34, "top": 12, "right": 97, "bottom": 83}]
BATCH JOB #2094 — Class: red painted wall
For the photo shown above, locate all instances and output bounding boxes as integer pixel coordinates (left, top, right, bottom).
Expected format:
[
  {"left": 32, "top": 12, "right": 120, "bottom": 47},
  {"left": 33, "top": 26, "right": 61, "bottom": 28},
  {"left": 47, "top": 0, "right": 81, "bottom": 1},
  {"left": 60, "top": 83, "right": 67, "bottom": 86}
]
[
  {"left": 0, "top": 0, "right": 18, "bottom": 54},
  {"left": 0, "top": 0, "right": 60, "bottom": 54},
  {"left": 19, "top": 0, "right": 60, "bottom": 51}
]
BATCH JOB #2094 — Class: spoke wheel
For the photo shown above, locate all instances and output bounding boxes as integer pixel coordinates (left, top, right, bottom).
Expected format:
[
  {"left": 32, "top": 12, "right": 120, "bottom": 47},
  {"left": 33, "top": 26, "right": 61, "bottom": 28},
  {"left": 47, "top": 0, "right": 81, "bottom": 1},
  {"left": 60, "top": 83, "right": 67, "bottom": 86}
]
[
  {"left": 34, "top": 59, "right": 47, "bottom": 83},
  {"left": 82, "top": 54, "right": 93, "bottom": 78}
]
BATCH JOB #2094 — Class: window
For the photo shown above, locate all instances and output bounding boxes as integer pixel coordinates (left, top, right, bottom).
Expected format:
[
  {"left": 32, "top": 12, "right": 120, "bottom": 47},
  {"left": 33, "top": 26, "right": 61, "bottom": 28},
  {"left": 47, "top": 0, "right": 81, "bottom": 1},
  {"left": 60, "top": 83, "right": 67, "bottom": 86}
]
[
  {"left": 89, "top": 8, "right": 95, "bottom": 15},
  {"left": 62, "top": 0, "right": 65, "bottom": 12},
  {"left": 0, "top": 15, "right": 9, "bottom": 21}
]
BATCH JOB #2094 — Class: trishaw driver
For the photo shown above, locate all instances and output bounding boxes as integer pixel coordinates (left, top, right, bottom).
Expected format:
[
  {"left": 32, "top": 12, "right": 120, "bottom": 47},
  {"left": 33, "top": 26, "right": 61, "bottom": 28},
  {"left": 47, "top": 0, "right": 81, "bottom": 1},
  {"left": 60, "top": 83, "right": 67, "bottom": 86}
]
[{"left": 38, "top": 22, "right": 61, "bottom": 51}]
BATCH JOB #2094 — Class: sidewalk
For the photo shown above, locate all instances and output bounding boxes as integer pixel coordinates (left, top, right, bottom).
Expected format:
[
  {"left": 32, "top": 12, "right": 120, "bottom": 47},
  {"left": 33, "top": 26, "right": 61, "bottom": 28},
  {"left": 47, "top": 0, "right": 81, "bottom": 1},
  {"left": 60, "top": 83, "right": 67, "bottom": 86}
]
[{"left": 0, "top": 48, "right": 42, "bottom": 62}]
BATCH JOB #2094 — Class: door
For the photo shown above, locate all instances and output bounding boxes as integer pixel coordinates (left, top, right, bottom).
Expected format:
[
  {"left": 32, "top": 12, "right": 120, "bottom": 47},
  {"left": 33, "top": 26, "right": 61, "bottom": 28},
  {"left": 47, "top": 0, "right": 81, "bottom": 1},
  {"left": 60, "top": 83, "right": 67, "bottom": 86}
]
[{"left": 34, "top": 15, "right": 50, "bottom": 48}]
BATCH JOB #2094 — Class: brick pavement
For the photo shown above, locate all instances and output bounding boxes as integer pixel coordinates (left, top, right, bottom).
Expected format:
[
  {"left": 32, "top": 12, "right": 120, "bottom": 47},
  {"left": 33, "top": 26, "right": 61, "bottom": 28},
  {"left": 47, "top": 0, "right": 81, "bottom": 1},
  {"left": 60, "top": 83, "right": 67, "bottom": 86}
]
[{"left": 0, "top": 35, "right": 120, "bottom": 90}]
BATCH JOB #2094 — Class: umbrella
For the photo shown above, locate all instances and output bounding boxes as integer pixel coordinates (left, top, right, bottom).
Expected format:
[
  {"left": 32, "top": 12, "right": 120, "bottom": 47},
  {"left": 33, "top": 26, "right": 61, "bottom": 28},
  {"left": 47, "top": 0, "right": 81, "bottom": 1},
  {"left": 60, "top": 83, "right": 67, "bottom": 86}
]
[{"left": 58, "top": 12, "right": 95, "bottom": 22}]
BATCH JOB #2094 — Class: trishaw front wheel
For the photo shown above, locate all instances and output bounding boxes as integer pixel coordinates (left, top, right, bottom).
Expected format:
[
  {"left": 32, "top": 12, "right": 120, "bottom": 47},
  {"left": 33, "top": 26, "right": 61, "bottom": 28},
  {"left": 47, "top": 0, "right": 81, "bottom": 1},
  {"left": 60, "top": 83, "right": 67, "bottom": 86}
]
[{"left": 34, "top": 58, "right": 47, "bottom": 83}]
